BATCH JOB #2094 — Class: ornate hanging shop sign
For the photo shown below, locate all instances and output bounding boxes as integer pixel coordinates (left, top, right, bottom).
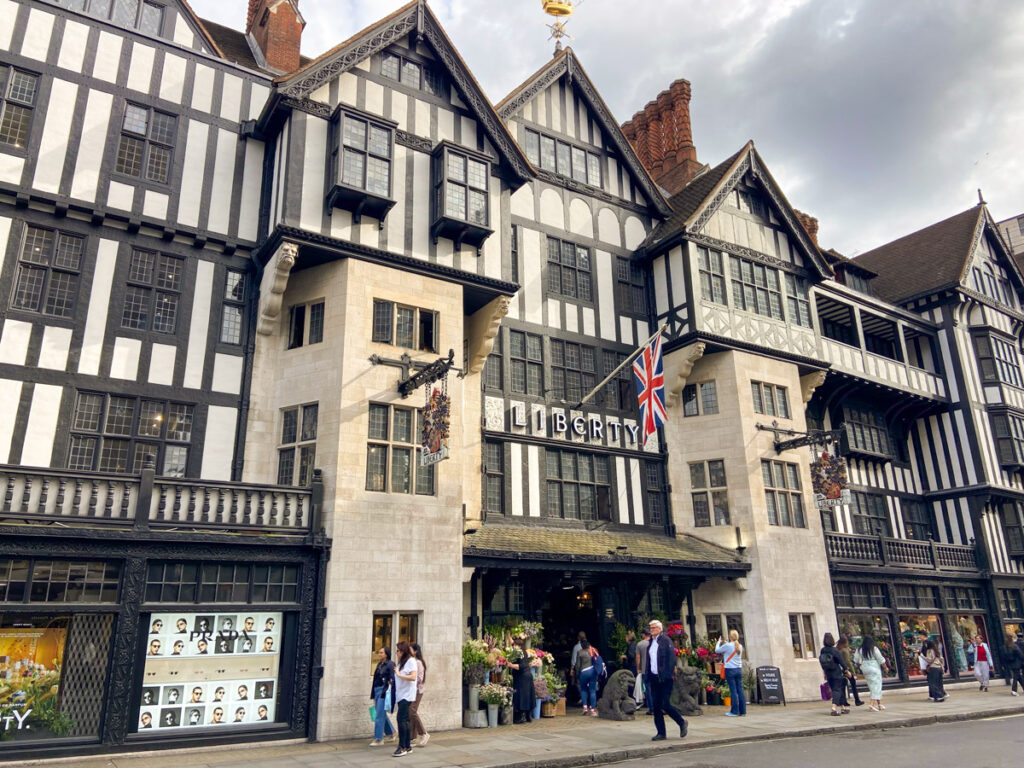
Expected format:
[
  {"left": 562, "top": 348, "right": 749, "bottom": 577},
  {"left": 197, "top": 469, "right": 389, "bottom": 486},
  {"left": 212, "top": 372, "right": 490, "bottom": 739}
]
[
  {"left": 421, "top": 382, "right": 451, "bottom": 466},
  {"left": 810, "top": 451, "right": 851, "bottom": 509}
]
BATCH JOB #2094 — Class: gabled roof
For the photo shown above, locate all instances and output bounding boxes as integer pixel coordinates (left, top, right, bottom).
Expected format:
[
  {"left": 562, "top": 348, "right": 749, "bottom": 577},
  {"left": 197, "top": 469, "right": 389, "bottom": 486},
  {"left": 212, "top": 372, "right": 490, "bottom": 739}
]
[
  {"left": 174, "top": 0, "right": 225, "bottom": 57},
  {"left": 272, "top": 0, "right": 531, "bottom": 187},
  {"left": 854, "top": 206, "right": 993, "bottom": 303},
  {"left": 823, "top": 248, "right": 876, "bottom": 278},
  {"left": 639, "top": 141, "right": 833, "bottom": 278},
  {"left": 496, "top": 48, "right": 671, "bottom": 218}
]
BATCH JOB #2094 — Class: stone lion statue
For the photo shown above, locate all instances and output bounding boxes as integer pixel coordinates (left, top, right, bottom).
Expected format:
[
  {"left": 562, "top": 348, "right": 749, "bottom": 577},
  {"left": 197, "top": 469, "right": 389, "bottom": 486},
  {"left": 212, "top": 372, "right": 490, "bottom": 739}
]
[
  {"left": 597, "top": 669, "right": 637, "bottom": 720},
  {"left": 670, "top": 662, "right": 703, "bottom": 716}
]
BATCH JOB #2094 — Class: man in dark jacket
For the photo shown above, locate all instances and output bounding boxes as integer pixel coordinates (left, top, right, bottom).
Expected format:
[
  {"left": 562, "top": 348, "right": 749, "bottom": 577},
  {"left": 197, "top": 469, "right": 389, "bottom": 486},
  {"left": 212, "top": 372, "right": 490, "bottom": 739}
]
[
  {"left": 1006, "top": 635, "right": 1024, "bottom": 696},
  {"left": 644, "top": 620, "right": 687, "bottom": 741}
]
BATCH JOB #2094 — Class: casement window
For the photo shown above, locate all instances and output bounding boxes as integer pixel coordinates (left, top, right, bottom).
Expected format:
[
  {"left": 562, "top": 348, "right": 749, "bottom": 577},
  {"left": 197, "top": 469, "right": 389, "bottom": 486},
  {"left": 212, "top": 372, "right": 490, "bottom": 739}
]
[
  {"left": 0, "top": 558, "right": 121, "bottom": 604},
  {"left": 523, "top": 128, "right": 601, "bottom": 187},
  {"left": 115, "top": 103, "right": 176, "bottom": 184},
  {"left": 277, "top": 404, "right": 317, "bottom": 487},
  {"left": 992, "top": 412, "right": 1024, "bottom": 466},
  {"left": 11, "top": 225, "right": 83, "bottom": 317},
  {"left": 380, "top": 52, "right": 446, "bottom": 97},
  {"left": 682, "top": 381, "right": 718, "bottom": 417},
  {"left": 484, "top": 330, "right": 503, "bottom": 390},
  {"left": 850, "top": 491, "right": 892, "bottom": 537},
  {"left": 484, "top": 441, "right": 504, "bottom": 514},
  {"left": 843, "top": 405, "right": 893, "bottom": 457},
  {"left": 844, "top": 271, "right": 872, "bottom": 296},
  {"left": 550, "top": 339, "right": 595, "bottom": 402},
  {"left": 287, "top": 301, "right": 325, "bottom": 349},
  {"left": 784, "top": 274, "right": 812, "bottom": 327},
  {"left": 789, "top": 614, "right": 816, "bottom": 659},
  {"left": 645, "top": 462, "right": 666, "bottom": 526},
  {"left": 1000, "top": 502, "right": 1024, "bottom": 556},
  {"left": 901, "top": 500, "right": 936, "bottom": 541},
  {"left": 690, "top": 460, "right": 729, "bottom": 527},
  {"left": 833, "top": 581, "right": 889, "bottom": 610},
  {"left": 616, "top": 257, "right": 647, "bottom": 315},
  {"left": 705, "top": 615, "right": 723, "bottom": 642},
  {"left": 490, "top": 581, "right": 524, "bottom": 614},
  {"left": 370, "top": 299, "right": 436, "bottom": 352},
  {"left": 999, "top": 588, "right": 1024, "bottom": 616},
  {"left": 602, "top": 351, "right": 632, "bottom": 411},
  {"left": 545, "top": 449, "right": 610, "bottom": 521},
  {"left": 761, "top": 460, "right": 805, "bottom": 528},
  {"left": 734, "top": 188, "right": 768, "bottom": 219},
  {"left": 60, "top": 0, "right": 166, "bottom": 36},
  {"left": 509, "top": 330, "right": 543, "bottom": 396},
  {"left": 730, "top": 256, "right": 783, "bottom": 320},
  {"left": 971, "top": 265, "right": 1001, "bottom": 302},
  {"left": 372, "top": 612, "right": 420, "bottom": 672},
  {"left": 0, "top": 65, "right": 38, "bottom": 149},
  {"left": 328, "top": 109, "right": 395, "bottom": 221},
  {"left": 365, "top": 404, "right": 435, "bottom": 495},
  {"left": 974, "top": 334, "right": 1024, "bottom": 389},
  {"left": 546, "top": 237, "right": 592, "bottom": 301},
  {"left": 145, "top": 561, "right": 299, "bottom": 604},
  {"left": 697, "top": 247, "right": 727, "bottom": 305},
  {"left": 894, "top": 584, "right": 939, "bottom": 610},
  {"left": 220, "top": 270, "right": 246, "bottom": 345},
  {"left": 68, "top": 392, "right": 193, "bottom": 477},
  {"left": 121, "top": 249, "right": 182, "bottom": 333},
  {"left": 430, "top": 144, "right": 492, "bottom": 247},
  {"left": 751, "top": 381, "right": 790, "bottom": 419}
]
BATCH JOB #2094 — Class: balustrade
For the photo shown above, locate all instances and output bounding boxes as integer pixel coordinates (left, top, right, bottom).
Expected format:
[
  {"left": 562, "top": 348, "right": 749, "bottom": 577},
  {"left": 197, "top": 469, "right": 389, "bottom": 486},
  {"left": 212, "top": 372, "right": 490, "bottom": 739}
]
[{"left": 825, "top": 532, "right": 978, "bottom": 572}]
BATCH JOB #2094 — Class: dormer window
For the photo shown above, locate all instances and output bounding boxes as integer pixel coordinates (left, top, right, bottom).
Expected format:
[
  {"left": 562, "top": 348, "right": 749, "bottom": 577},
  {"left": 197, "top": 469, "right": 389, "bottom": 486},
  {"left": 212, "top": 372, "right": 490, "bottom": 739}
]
[
  {"left": 430, "top": 143, "right": 492, "bottom": 249},
  {"left": 327, "top": 107, "right": 396, "bottom": 223}
]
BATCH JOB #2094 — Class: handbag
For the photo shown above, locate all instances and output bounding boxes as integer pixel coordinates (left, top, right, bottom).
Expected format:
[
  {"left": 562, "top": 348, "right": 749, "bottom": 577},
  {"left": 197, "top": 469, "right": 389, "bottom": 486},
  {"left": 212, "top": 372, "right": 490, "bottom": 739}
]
[
  {"left": 820, "top": 682, "right": 832, "bottom": 701},
  {"left": 369, "top": 705, "right": 377, "bottom": 722},
  {"left": 384, "top": 687, "right": 392, "bottom": 711}
]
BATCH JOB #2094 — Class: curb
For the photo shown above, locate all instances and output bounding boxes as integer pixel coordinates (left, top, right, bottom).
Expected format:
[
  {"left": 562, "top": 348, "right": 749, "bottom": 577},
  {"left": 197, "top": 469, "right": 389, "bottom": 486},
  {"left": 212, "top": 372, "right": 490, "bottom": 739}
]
[{"left": 480, "top": 704, "right": 1024, "bottom": 768}]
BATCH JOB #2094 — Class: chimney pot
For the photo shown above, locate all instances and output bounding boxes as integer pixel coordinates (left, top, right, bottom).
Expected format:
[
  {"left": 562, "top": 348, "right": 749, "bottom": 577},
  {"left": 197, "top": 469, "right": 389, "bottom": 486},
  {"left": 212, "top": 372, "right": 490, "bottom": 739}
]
[
  {"left": 247, "top": 0, "right": 304, "bottom": 74},
  {"left": 621, "top": 77, "right": 701, "bottom": 195}
]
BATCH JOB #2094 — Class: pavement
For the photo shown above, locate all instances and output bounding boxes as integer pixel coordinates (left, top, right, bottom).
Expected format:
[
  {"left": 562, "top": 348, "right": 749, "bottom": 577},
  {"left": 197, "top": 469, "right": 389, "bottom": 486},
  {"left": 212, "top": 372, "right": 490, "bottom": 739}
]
[{"left": 7, "top": 681, "right": 1024, "bottom": 768}]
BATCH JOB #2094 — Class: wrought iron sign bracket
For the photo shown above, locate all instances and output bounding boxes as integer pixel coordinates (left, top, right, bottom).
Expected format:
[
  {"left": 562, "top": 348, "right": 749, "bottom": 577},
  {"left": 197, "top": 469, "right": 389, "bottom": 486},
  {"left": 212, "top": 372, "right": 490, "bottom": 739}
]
[
  {"left": 755, "top": 421, "right": 845, "bottom": 454},
  {"left": 369, "top": 348, "right": 465, "bottom": 398}
]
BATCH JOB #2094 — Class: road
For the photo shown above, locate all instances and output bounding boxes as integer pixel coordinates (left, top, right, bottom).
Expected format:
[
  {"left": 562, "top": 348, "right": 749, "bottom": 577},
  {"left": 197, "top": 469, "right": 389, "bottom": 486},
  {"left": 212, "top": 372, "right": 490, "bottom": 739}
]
[{"left": 612, "top": 714, "right": 1024, "bottom": 767}]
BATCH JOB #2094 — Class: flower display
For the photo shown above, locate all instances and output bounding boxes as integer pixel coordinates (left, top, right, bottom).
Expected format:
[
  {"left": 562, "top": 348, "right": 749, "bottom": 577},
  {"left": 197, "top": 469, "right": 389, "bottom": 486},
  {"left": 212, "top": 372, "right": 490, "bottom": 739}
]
[{"left": 479, "top": 682, "right": 513, "bottom": 706}]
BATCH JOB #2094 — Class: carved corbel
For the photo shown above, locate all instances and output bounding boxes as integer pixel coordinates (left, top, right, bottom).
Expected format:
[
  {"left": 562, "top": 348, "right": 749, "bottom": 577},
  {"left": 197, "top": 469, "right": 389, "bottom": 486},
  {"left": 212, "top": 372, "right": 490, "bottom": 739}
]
[
  {"left": 257, "top": 242, "right": 299, "bottom": 336},
  {"left": 800, "top": 371, "right": 828, "bottom": 403},
  {"left": 464, "top": 295, "right": 511, "bottom": 375},
  {"left": 663, "top": 342, "right": 705, "bottom": 407}
]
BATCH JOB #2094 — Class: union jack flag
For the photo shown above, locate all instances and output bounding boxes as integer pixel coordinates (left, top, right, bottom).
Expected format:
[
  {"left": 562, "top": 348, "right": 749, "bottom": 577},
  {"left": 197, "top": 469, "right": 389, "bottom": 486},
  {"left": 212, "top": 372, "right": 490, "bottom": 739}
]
[{"left": 632, "top": 331, "right": 667, "bottom": 444}]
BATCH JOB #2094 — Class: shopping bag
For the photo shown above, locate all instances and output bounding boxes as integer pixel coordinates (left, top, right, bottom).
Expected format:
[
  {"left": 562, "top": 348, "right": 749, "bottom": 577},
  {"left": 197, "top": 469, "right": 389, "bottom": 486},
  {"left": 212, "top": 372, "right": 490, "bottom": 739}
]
[
  {"left": 632, "top": 674, "right": 644, "bottom": 704},
  {"left": 819, "top": 682, "right": 832, "bottom": 701},
  {"left": 369, "top": 705, "right": 376, "bottom": 722},
  {"left": 385, "top": 688, "right": 392, "bottom": 710}
]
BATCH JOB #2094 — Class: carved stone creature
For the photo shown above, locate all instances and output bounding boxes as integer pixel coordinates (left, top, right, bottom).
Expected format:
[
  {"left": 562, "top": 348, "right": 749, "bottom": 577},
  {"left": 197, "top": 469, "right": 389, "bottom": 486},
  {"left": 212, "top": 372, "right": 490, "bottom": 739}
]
[
  {"left": 670, "top": 662, "right": 703, "bottom": 716},
  {"left": 597, "top": 669, "right": 637, "bottom": 720}
]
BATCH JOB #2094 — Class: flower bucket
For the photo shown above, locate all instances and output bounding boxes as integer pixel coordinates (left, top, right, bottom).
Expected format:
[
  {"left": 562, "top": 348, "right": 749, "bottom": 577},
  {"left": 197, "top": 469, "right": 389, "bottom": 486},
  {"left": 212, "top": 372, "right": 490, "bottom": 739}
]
[
  {"left": 723, "top": 696, "right": 731, "bottom": 709},
  {"left": 487, "top": 704, "right": 498, "bottom": 727},
  {"left": 532, "top": 699, "right": 543, "bottom": 720},
  {"left": 468, "top": 684, "right": 481, "bottom": 711}
]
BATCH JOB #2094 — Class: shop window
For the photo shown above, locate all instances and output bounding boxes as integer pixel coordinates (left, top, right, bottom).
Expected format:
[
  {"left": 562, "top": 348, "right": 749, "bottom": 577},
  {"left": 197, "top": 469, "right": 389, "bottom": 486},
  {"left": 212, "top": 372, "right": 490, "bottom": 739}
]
[
  {"left": 683, "top": 381, "right": 718, "bottom": 417},
  {"left": 999, "top": 588, "right": 1024, "bottom": 617},
  {"left": 11, "top": 224, "right": 84, "bottom": 317},
  {"left": 901, "top": 500, "right": 936, "bottom": 541},
  {"left": 0, "top": 558, "right": 119, "bottom": 603},
  {"left": 144, "top": 561, "right": 299, "bottom": 605},
  {"left": 371, "top": 299, "right": 437, "bottom": 352},
  {"left": 705, "top": 614, "right": 723, "bottom": 643},
  {"left": 328, "top": 108, "right": 395, "bottom": 222},
  {"left": 431, "top": 143, "right": 492, "bottom": 248},
  {"left": 365, "top": 404, "right": 435, "bottom": 495},
  {"left": 115, "top": 103, "right": 176, "bottom": 183},
  {"left": 645, "top": 462, "right": 666, "bottom": 526},
  {"left": 850, "top": 491, "right": 892, "bottom": 537},
  {"left": 751, "top": 381, "right": 790, "bottom": 419},
  {"left": 484, "top": 330, "right": 503, "bottom": 390},
  {"left": 602, "top": 350, "right": 633, "bottom": 411},
  {"left": 730, "top": 256, "right": 783, "bottom": 320},
  {"left": 121, "top": 249, "right": 182, "bottom": 333},
  {"left": 761, "top": 460, "right": 805, "bottom": 527},
  {"left": 697, "top": 247, "right": 727, "bottom": 305},
  {"left": 509, "top": 330, "right": 543, "bottom": 396},
  {"left": 0, "top": 65, "right": 38, "bottom": 148},
  {"left": 523, "top": 128, "right": 602, "bottom": 186},
  {"left": 220, "top": 270, "right": 246, "bottom": 345},
  {"left": 785, "top": 274, "right": 812, "bottom": 327},
  {"left": 545, "top": 449, "right": 610, "bottom": 521},
  {"left": 380, "top": 51, "right": 446, "bottom": 97},
  {"left": 843, "top": 406, "right": 894, "bottom": 458},
  {"left": 898, "top": 614, "right": 945, "bottom": 679},
  {"left": 287, "top": 300, "right": 325, "bottom": 349},
  {"left": 1000, "top": 501, "right": 1024, "bottom": 555},
  {"left": 690, "top": 459, "right": 729, "bottom": 527},
  {"left": 278, "top": 404, "right": 317, "bottom": 487},
  {"left": 789, "top": 613, "right": 816, "bottom": 659},
  {"left": 546, "top": 237, "right": 593, "bottom": 302},
  {"left": 838, "top": 614, "right": 898, "bottom": 679},
  {"left": 484, "top": 441, "right": 504, "bottom": 514},
  {"left": 551, "top": 339, "right": 596, "bottom": 402},
  {"left": 973, "top": 333, "right": 1024, "bottom": 389},
  {"left": 371, "top": 611, "right": 420, "bottom": 672},
  {"left": 616, "top": 257, "right": 647, "bottom": 315},
  {"left": 726, "top": 614, "right": 745, "bottom": 644},
  {"left": 68, "top": 392, "right": 193, "bottom": 476}
]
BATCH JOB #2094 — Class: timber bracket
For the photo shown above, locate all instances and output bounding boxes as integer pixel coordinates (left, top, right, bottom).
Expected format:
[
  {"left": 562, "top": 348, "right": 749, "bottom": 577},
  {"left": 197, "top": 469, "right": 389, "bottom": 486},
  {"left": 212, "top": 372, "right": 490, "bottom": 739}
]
[
  {"left": 756, "top": 421, "right": 845, "bottom": 454},
  {"left": 369, "top": 348, "right": 465, "bottom": 398}
]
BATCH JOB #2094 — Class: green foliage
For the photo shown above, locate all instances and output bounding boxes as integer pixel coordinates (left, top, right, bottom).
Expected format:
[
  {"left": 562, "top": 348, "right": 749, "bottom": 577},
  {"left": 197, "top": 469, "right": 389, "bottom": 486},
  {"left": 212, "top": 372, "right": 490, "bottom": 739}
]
[
  {"left": 608, "top": 622, "right": 629, "bottom": 663},
  {"left": 742, "top": 661, "right": 757, "bottom": 693}
]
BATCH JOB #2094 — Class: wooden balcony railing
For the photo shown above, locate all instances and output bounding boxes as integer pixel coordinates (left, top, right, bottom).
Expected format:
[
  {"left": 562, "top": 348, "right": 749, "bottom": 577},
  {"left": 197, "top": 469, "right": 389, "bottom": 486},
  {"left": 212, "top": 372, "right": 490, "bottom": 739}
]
[
  {"left": 0, "top": 464, "right": 321, "bottom": 535},
  {"left": 825, "top": 532, "right": 979, "bottom": 572}
]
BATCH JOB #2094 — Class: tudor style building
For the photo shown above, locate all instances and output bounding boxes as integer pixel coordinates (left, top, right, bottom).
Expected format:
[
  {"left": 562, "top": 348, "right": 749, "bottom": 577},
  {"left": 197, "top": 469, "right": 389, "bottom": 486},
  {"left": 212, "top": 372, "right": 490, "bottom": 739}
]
[{"left": 1, "top": 0, "right": 1024, "bottom": 757}]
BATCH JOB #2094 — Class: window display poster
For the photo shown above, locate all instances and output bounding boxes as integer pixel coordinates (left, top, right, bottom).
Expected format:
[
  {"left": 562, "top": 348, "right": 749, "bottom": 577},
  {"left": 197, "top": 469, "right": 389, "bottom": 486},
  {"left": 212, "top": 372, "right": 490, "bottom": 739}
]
[
  {"left": 138, "top": 612, "right": 281, "bottom": 732},
  {"left": 0, "top": 616, "right": 70, "bottom": 741}
]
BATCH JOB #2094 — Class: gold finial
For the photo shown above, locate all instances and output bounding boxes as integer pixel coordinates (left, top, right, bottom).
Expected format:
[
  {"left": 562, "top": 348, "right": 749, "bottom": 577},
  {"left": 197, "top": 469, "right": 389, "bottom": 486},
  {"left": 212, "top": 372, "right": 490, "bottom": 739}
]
[{"left": 543, "top": 0, "right": 583, "bottom": 54}]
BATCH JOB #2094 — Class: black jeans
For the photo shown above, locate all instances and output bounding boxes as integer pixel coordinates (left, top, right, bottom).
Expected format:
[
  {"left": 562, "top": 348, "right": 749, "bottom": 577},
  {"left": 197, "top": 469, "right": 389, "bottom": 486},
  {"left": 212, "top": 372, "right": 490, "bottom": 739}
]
[
  {"left": 828, "top": 676, "right": 845, "bottom": 707},
  {"left": 927, "top": 667, "right": 946, "bottom": 700},
  {"left": 1010, "top": 667, "right": 1024, "bottom": 693},
  {"left": 844, "top": 674, "right": 862, "bottom": 704},
  {"left": 397, "top": 699, "right": 412, "bottom": 750},
  {"left": 646, "top": 674, "right": 686, "bottom": 736}
]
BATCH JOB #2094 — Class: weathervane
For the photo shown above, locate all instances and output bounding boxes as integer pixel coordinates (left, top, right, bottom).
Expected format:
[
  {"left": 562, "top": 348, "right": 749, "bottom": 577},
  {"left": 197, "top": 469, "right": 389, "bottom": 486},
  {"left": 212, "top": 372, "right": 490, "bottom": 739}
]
[{"left": 543, "top": 0, "right": 583, "bottom": 54}]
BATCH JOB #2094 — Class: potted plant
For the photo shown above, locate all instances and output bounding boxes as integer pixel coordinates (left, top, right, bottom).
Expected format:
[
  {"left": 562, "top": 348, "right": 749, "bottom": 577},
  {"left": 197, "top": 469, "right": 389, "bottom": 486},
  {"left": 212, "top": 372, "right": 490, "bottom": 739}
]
[
  {"left": 532, "top": 675, "right": 549, "bottom": 720},
  {"left": 463, "top": 639, "right": 490, "bottom": 709},
  {"left": 540, "top": 670, "right": 567, "bottom": 717},
  {"left": 480, "top": 683, "right": 511, "bottom": 727}
]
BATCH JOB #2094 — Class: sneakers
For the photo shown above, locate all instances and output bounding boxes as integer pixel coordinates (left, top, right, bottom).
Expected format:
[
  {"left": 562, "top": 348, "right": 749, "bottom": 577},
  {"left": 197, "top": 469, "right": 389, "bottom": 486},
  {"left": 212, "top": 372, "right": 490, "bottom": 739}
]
[
  {"left": 417, "top": 733, "right": 430, "bottom": 747},
  {"left": 582, "top": 706, "right": 589, "bottom": 715},
  {"left": 1012, "top": 690, "right": 1020, "bottom": 697},
  {"left": 724, "top": 712, "right": 739, "bottom": 717},
  {"left": 385, "top": 733, "right": 397, "bottom": 742},
  {"left": 392, "top": 748, "right": 410, "bottom": 757},
  {"left": 369, "top": 739, "right": 383, "bottom": 747},
  {"left": 590, "top": 709, "right": 598, "bottom": 716}
]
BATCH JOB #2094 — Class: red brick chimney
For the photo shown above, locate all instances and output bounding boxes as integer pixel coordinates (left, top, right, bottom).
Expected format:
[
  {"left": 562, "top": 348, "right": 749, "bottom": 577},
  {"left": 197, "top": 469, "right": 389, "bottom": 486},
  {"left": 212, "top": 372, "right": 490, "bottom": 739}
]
[
  {"left": 622, "top": 78, "right": 702, "bottom": 196},
  {"left": 793, "top": 209, "right": 819, "bottom": 247},
  {"left": 247, "top": 0, "right": 304, "bottom": 74}
]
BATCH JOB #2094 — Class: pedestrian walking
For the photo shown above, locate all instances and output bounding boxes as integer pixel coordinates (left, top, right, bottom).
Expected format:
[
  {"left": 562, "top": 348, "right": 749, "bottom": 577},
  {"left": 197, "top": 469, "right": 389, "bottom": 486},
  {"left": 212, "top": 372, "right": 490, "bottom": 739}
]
[
  {"left": 837, "top": 637, "right": 863, "bottom": 707},
  {"left": 393, "top": 640, "right": 418, "bottom": 757},
  {"left": 972, "top": 634, "right": 993, "bottom": 691},
  {"left": 569, "top": 631, "right": 586, "bottom": 702},
  {"left": 854, "top": 635, "right": 888, "bottom": 712},
  {"left": 409, "top": 643, "right": 429, "bottom": 747},
  {"left": 645, "top": 619, "right": 688, "bottom": 741},
  {"left": 508, "top": 639, "right": 537, "bottom": 723},
  {"left": 1003, "top": 636, "right": 1024, "bottom": 697},
  {"left": 574, "top": 639, "right": 599, "bottom": 715},
  {"left": 714, "top": 630, "right": 746, "bottom": 717},
  {"left": 369, "top": 647, "right": 396, "bottom": 747},
  {"left": 921, "top": 639, "right": 947, "bottom": 702},
  {"left": 635, "top": 629, "right": 652, "bottom": 711},
  {"left": 819, "top": 633, "right": 847, "bottom": 716}
]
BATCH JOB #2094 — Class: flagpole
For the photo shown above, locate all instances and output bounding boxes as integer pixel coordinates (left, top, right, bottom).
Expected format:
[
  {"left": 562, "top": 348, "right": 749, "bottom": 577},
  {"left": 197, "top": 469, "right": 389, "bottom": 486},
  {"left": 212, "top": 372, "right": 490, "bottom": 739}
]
[{"left": 573, "top": 324, "right": 667, "bottom": 409}]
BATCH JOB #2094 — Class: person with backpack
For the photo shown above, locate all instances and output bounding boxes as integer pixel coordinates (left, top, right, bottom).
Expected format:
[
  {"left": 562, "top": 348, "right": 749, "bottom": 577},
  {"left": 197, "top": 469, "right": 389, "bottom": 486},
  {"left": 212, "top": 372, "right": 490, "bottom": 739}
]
[
  {"left": 715, "top": 630, "right": 745, "bottom": 717},
  {"left": 819, "top": 633, "right": 847, "bottom": 716},
  {"left": 574, "top": 639, "right": 600, "bottom": 715},
  {"left": 1003, "top": 636, "right": 1024, "bottom": 697}
]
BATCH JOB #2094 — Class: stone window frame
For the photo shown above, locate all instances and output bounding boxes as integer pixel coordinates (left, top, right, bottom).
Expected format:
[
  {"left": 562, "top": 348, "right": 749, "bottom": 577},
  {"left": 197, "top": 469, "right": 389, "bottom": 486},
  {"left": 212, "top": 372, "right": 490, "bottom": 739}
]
[
  {"left": 689, "top": 459, "right": 729, "bottom": 527},
  {"left": 277, "top": 403, "right": 318, "bottom": 487},
  {"left": 789, "top": 613, "right": 816, "bottom": 659},
  {"left": 371, "top": 299, "right": 437, "bottom": 353},
  {"left": 287, "top": 300, "right": 325, "bottom": 350},
  {"left": 682, "top": 380, "right": 719, "bottom": 417},
  {"left": 364, "top": 403, "right": 435, "bottom": 496},
  {"left": 751, "top": 381, "right": 790, "bottom": 419},
  {"left": 761, "top": 459, "right": 805, "bottom": 528}
]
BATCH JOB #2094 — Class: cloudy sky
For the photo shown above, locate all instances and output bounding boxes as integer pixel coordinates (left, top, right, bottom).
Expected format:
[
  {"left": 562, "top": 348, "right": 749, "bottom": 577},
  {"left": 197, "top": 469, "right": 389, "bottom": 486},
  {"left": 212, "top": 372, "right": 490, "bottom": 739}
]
[{"left": 190, "top": 1, "right": 1024, "bottom": 256}]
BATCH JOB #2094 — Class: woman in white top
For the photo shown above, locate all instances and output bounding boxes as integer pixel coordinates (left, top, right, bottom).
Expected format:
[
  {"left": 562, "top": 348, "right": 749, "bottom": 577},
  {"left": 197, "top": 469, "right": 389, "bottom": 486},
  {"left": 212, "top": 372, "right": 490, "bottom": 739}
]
[
  {"left": 393, "top": 641, "right": 419, "bottom": 757},
  {"left": 714, "top": 630, "right": 746, "bottom": 717},
  {"left": 853, "top": 635, "right": 889, "bottom": 711}
]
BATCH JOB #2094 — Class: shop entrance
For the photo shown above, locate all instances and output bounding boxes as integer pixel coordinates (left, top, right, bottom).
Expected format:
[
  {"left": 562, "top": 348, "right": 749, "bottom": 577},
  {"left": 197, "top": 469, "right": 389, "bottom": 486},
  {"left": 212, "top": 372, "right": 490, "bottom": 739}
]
[{"left": 540, "top": 582, "right": 600, "bottom": 675}]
